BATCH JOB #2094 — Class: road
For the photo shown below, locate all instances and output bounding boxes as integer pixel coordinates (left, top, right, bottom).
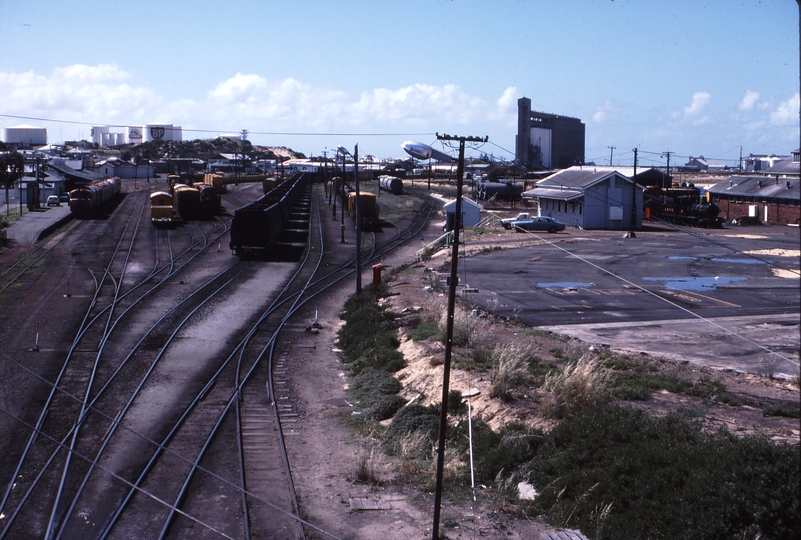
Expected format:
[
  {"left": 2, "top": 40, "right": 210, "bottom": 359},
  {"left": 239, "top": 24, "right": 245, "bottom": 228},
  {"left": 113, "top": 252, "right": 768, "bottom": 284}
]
[{"left": 460, "top": 224, "right": 801, "bottom": 378}]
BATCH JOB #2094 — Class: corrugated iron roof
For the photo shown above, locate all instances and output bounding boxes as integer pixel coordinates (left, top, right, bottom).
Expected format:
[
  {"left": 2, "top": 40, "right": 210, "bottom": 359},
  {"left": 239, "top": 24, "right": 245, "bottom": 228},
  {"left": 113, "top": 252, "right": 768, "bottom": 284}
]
[
  {"left": 707, "top": 176, "right": 800, "bottom": 200},
  {"left": 522, "top": 187, "right": 584, "bottom": 201}
]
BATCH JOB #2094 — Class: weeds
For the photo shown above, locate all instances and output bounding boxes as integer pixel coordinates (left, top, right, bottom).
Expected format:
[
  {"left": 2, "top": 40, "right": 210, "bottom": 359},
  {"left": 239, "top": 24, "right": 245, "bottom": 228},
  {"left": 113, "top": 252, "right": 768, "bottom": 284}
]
[
  {"left": 490, "top": 344, "right": 532, "bottom": 401},
  {"left": 542, "top": 354, "right": 610, "bottom": 419},
  {"left": 763, "top": 401, "right": 801, "bottom": 419},
  {"left": 353, "top": 451, "right": 380, "bottom": 485}
]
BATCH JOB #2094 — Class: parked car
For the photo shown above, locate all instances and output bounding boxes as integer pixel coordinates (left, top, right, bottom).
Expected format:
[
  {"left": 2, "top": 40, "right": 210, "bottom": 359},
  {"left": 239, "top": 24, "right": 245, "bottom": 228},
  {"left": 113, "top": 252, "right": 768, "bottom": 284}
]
[
  {"left": 59, "top": 193, "right": 69, "bottom": 202},
  {"left": 46, "top": 195, "right": 61, "bottom": 207},
  {"left": 501, "top": 212, "right": 532, "bottom": 229},
  {"left": 510, "top": 215, "right": 565, "bottom": 233}
]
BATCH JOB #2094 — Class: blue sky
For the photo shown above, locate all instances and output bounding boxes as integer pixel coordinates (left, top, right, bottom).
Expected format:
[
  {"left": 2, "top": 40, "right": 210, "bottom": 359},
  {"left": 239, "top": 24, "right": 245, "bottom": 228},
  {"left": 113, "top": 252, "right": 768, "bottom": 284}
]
[{"left": 1, "top": 0, "right": 799, "bottom": 167}]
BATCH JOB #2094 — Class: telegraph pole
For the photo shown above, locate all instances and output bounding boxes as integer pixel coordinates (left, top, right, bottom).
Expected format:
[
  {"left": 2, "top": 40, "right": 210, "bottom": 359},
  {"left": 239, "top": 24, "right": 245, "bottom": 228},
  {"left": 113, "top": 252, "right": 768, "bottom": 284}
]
[
  {"left": 661, "top": 151, "right": 673, "bottom": 189},
  {"left": 607, "top": 145, "right": 616, "bottom": 166},
  {"left": 432, "top": 132, "right": 488, "bottom": 540},
  {"left": 631, "top": 147, "right": 638, "bottom": 234}
]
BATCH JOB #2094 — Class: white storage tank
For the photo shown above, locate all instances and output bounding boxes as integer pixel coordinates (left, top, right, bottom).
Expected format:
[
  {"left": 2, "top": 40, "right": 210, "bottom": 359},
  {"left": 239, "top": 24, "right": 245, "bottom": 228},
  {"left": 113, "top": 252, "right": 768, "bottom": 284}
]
[
  {"left": 142, "top": 123, "right": 182, "bottom": 142},
  {"left": 127, "top": 125, "right": 144, "bottom": 144},
  {"left": 91, "top": 125, "right": 109, "bottom": 146},
  {"left": 2, "top": 124, "right": 47, "bottom": 146}
]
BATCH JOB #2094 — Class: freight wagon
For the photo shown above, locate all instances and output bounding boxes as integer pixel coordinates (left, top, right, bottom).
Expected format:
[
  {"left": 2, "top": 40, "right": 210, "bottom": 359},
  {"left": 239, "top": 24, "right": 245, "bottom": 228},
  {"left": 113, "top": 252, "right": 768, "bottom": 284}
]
[
  {"left": 229, "top": 172, "right": 309, "bottom": 258},
  {"left": 150, "top": 191, "right": 174, "bottom": 225},
  {"left": 69, "top": 177, "right": 121, "bottom": 216}
]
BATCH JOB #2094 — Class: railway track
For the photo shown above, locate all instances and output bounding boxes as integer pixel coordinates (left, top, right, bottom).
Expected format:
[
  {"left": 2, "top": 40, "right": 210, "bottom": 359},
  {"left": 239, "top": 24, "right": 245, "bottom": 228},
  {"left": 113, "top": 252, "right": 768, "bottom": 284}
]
[{"left": 0, "top": 182, "right": 435, "bottom": 539}]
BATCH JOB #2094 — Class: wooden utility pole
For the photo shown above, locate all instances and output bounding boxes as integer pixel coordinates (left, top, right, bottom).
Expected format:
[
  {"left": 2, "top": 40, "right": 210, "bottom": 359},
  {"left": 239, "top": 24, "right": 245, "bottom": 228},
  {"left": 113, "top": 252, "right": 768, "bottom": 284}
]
[
  {"left": 432, "top": 132, "right": 488, "bottom": 540},
  {"left": 662, "top": 151, "right": 673, "bottom": 188},
  {"left": 631, "top": 147, "right": 638, "bottom": 233}
]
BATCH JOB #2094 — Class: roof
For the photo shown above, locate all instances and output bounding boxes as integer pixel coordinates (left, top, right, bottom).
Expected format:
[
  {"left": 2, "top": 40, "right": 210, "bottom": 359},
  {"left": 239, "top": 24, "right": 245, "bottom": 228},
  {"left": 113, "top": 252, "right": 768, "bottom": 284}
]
[
  {"left": 536, "top": 167, "right": 637, "bottom": 190},
  {"left": 761, "top": 159, "right": 800, "bottom": 175},
  {"left": 707, "top": 176, "right": 800, "bottom": 200},
  {"left": 522, "top": 187, "right": 583, "bottom": 201},
  {"left": 47, "top": 160, "right": 105, "bottom": 182},
  {"left": 443, "top": 196, "right": 483, "bottom": 211},
  {"left": 570, "top": 165, "right": 666, "bottom": 179}
]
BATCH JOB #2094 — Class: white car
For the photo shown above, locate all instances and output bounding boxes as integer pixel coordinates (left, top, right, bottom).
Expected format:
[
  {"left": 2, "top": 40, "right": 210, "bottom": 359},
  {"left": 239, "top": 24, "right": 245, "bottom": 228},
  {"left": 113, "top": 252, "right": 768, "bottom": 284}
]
[
  {"left": 501, "top": 213, "right": 532, "bottom": 229},
  {"left": 46, "top": 195, "right": 61, "bottom": 207}
]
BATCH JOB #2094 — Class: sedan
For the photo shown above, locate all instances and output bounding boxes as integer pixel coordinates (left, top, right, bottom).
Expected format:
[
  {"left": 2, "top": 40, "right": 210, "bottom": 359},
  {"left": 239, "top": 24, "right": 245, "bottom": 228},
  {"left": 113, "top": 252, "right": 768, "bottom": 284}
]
[{"left": 510, "top": 216, "right": 566, "bottom": 233}]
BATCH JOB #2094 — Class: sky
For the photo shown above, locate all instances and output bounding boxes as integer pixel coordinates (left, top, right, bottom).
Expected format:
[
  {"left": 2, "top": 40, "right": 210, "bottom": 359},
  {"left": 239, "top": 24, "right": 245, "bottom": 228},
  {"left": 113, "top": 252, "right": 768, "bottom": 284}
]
[{"left": 1, "top": 0, "right": 799, "bottom": 168}]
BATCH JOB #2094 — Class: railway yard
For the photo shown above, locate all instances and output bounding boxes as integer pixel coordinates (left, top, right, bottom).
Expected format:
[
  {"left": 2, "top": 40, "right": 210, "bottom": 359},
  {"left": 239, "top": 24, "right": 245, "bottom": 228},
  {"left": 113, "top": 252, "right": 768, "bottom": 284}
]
[{"left": 0, "top": 174, "right": 799, "bottom": 539}]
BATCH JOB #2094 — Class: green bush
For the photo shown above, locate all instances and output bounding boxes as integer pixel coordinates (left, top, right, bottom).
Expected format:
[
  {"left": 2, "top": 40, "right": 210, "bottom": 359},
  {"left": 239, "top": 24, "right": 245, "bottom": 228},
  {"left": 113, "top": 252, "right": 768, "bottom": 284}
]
[
  {"left": 526, "top": 405, "right": 801, "bottom": 539},
  {"left": 370, "top": 394, "right": 408, "bottom": 421},
  {"left": 350, "top": 368, "right": 402, "bottom": 401},
  {"left": 466, "top": 421, "right": 543, "bottom": 485},
  {"left": 386, "top": 404, "right": 440, "bottom": 446},
  {"left": 763, "top": 401, "right": 801, "bottom": 419},
  {"left": 408, "top": 321, "right": 440, "bottom": 341},
  {"left": 337, "top": 291, "right": 407, "bottom": 374}
]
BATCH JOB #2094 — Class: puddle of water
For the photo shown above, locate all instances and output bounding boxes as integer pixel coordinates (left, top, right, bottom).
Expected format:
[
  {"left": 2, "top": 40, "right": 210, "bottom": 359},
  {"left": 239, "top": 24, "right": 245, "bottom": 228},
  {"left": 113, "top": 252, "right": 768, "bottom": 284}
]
[
  {"left": 710, "top": 258, "right": 767, "bottom": 265},
  {"left": 643, "top": 276, "right": 747, "bottom": 291},
  {"left": 536, "top": 282, "right": 593, "bottom": 289},
  {"left": 669, "top": 256, "right": 766, "bottom": 265}
]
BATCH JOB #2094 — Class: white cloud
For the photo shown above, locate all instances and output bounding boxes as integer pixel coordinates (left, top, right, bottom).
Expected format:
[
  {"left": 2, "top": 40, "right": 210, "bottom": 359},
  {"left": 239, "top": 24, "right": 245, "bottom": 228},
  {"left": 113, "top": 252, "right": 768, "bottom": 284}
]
[
  {"left": 0, "top": 64, "right": 160, "bottom": 125},
  {"left": 738, "top": 90, "right": 760, "bottom": 111},
  {"left": 592, "top": 99, "right": 625, "bottom": 123},
  {"left": 770, "top": 93, "right": 800, "bottom": 125},
  {"left": 680, "top": 92, "right": 711, "bottom": 119}
]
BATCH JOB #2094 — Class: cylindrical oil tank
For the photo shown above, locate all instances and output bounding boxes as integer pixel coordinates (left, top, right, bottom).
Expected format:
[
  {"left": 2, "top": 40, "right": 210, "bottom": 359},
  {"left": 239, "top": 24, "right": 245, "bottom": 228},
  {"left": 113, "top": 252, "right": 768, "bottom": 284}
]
[
  {"left": 141, "top": 123, "right": 180, "bottom": 142},
  {"left": 378, "top": 175, "right": 403, "bottom": 195},
  {"left": 91, "top": 125, "right": 109, "bottom": 146},
  {"left": 476, "top": 181, "right": 523, "bottom": 201},
  {"left": 127, "top": 125, "right": 144, "bottom": 144},
  {"left": 2, "top": 124, "right": 47, "bottom": 145}
]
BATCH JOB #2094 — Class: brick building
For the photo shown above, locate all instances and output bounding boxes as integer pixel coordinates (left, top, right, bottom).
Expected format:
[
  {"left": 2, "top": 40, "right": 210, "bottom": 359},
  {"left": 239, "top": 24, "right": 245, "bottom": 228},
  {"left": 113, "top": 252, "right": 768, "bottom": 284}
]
[{"left": 707, "top": 176, "right": 800, "bottom": 225}]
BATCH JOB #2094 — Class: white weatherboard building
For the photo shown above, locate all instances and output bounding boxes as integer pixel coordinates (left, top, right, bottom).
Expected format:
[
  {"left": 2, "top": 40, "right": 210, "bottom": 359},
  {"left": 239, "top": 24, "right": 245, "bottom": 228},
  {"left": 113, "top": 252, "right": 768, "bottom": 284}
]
[{"left": 1, "top": 124, "right": 47, "bottom": 146}]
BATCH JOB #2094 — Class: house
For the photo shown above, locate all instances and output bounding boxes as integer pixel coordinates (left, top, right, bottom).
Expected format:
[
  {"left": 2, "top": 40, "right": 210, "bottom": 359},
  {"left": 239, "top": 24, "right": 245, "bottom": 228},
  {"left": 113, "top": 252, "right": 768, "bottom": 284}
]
[
  {"left": 443, "top": 197, "right": 483, "bottom": 231},
  {"left": 706, "top": 176, "right": 800, "bottom": 225},
  {"left": 523, "top": 167, "right": 643, "bottom": 230}
]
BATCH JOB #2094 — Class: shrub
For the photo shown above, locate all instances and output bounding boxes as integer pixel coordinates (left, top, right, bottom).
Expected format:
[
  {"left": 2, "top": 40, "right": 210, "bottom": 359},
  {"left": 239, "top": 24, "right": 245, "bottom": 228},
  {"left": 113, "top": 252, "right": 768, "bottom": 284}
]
[
  {"left": 542, "top": 354, "right": 610, "bottom": 418},
  {"left": 337, "top": 291, "right": 405, "bottom": 374},
  {"left": 439, "top": 309, "right": 475, "bottom": 347},
  {"left": 385, "top": 404, "right": 440, "bottom": 448},
  {"left": 489, "top": 344, "right": 531, "bottom": 401},
  {"left": 408, "top": 321, "right": 440, "bottom": 341},
  {"left": 467, "top": 421, "right": 543, "bottom": 485},
  {"left": 527, "top": 405, "right": 801, "bottom": 539},
  {"left": 763, "top": 401, "right": 801, "bottom": 419},
  {"left": 370, "top": 394, "right": 408, "bottom": 421},
  {"left": 447, "top": 389, "right": 465, "bottom": 415}
]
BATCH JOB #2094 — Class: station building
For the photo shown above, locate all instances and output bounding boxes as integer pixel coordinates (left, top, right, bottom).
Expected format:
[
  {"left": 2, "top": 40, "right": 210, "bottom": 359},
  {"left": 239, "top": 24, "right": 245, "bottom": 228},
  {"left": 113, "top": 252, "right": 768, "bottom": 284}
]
[{"left": 523, "top": 167, "right": 643, "bottom": 230}]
